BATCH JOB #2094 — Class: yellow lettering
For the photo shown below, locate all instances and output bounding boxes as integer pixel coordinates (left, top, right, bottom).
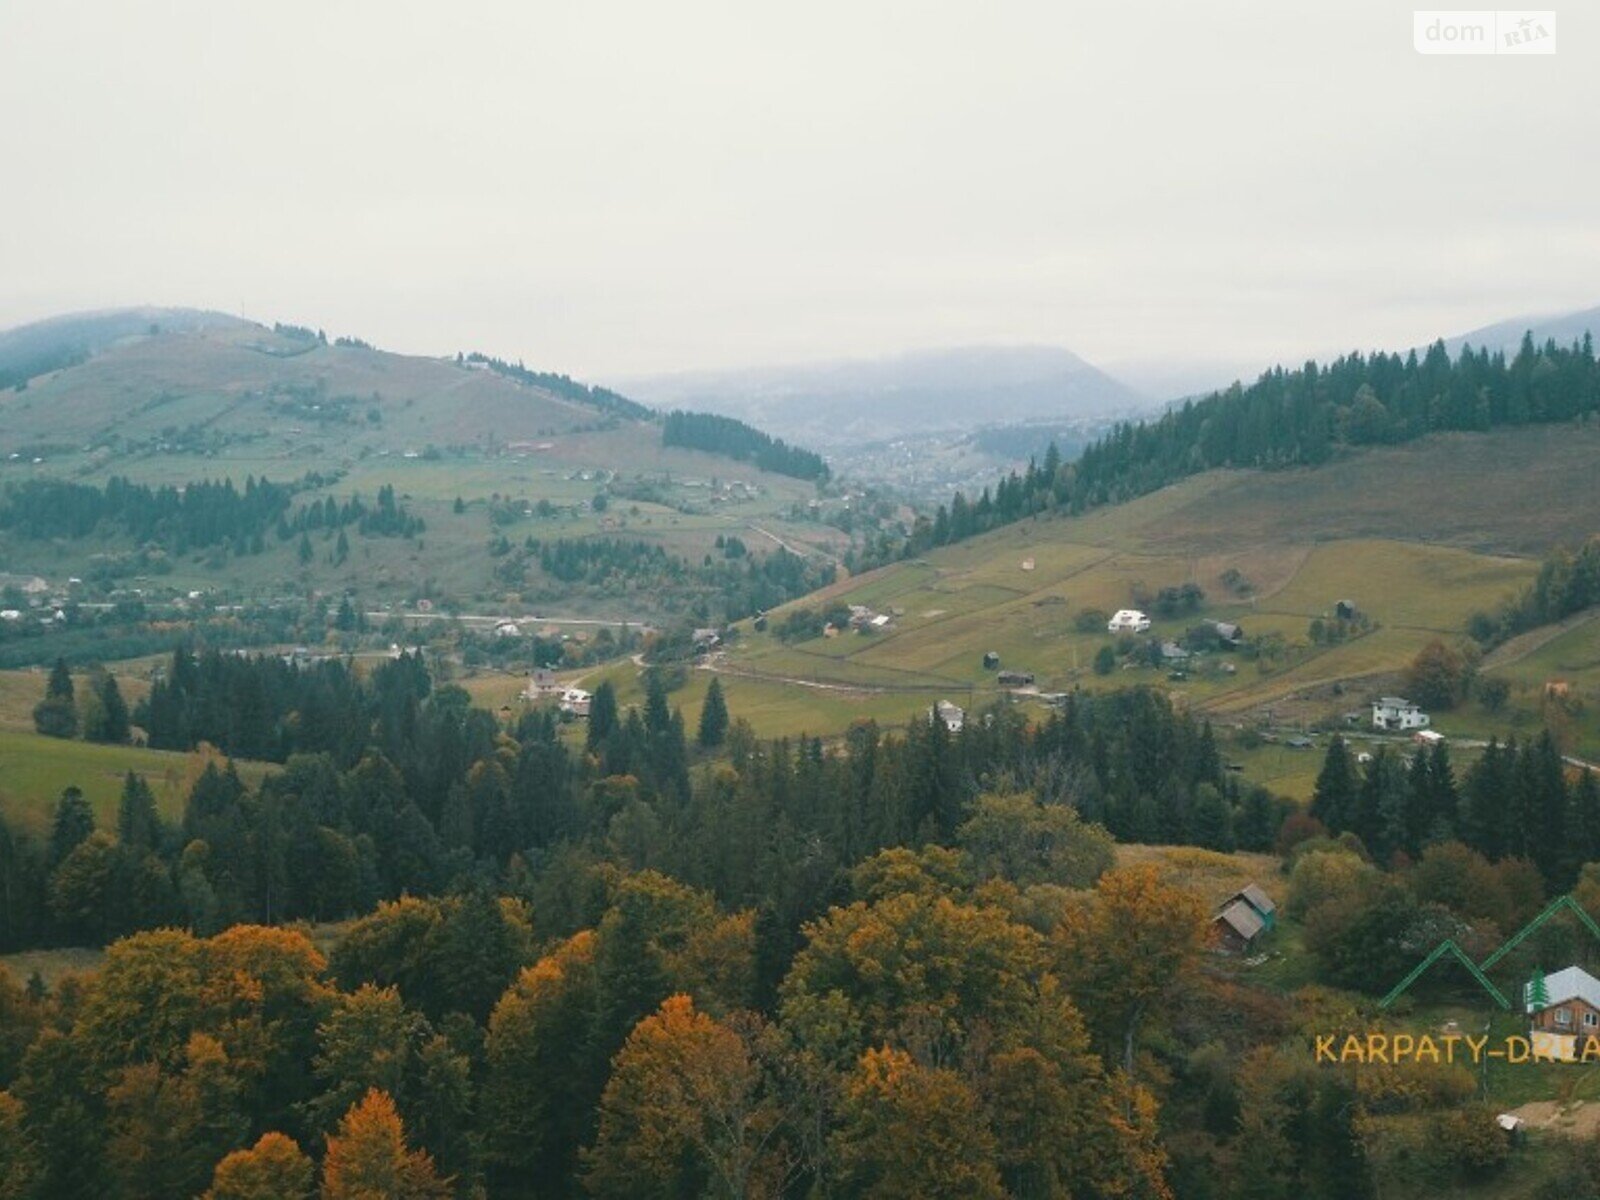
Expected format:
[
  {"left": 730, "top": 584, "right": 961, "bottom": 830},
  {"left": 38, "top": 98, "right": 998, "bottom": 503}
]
[
  {"left": 1366, "top": 1034, "right": 1390, "bottom": 1064},
  {"left": 1582, "top": 1037, "right": 1600, "bottom": 1063},
  {"left": 1391, "top": 1034, "right": 1415, "bottom": 1062},
  {"left": 1314, "top": 1035, "right": 1338, "bottom": 1064},
  {"left": 1441, "top": 1033, "right": 1463, "bottom": 1063},
  {"left": 1464, "top": 1034, "right": 1489, "bottom": 1062},
  {"left": 1340, "top": 1035, "right": 1366, "bottom": 1063},
  {"left": 1507, "top": 1036, "right": 1530, "bottom": 1063},
  {"left": 1414, "top": 1036, "right": 1440, "bottom": 1064}
]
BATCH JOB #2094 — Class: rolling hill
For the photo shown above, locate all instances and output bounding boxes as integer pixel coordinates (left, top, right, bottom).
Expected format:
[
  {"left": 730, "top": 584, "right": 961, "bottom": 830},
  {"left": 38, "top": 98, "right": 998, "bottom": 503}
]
[{"left": 0, "top": 310, "right": 851, "bottom": 621}]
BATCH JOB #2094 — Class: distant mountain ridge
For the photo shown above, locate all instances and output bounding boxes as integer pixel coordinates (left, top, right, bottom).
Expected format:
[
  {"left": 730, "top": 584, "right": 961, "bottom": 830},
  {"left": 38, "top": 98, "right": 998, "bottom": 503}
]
[
  {"left": 1441, "top": 303, "right": 1600, "bottom": 356},
  {"left": 618, "top": 345, "right": 1149, "bottom": 449}
]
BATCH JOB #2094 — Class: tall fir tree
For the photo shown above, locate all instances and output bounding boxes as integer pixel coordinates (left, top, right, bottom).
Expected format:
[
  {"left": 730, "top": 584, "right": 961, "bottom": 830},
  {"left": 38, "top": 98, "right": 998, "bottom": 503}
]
[
  {"left": 697, "top": 677, "right": 729, "bottom": 749},
  {"left": 1310, "top": 736, "right": 1358, "bottom": 833}
]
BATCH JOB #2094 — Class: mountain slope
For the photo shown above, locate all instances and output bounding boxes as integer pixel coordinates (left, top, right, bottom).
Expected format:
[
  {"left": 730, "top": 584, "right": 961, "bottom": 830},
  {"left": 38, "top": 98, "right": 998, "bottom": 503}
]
[
  {"left": 0, "top": 311, "right": 851, "bottom": 621},
  {"left": 0, "top": 315, "right": 621, "bottom": 459},
  {"left": 686, "top": 422, "right": 1600, "bottom": 777},
  {"left": 0, "top": 307, "right": 247, "bottom": 389}
]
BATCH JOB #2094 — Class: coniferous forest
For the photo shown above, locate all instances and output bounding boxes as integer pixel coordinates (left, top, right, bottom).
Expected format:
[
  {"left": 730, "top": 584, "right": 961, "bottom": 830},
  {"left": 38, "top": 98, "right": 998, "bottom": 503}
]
[
  {"left": 0, "top": 649, "right": 1312, "bottom": 1198},
  {"left": 661, "top": 411, "right": 831, "bottom": 482}
]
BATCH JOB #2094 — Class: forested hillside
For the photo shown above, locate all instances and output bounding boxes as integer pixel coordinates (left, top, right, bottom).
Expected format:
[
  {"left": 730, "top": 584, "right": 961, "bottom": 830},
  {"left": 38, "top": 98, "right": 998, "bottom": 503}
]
[
  {"left": 853, "top": 334, "right": 1600, "bottom": 569},
  {"left": 662, "top": 411, "right": 830, "bottom": 481}
]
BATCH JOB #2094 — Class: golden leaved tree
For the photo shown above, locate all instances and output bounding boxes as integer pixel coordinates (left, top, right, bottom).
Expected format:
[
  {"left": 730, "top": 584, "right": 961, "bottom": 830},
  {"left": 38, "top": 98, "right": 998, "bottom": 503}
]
[
  {"left": 321, "top": 1088, "right": 449, "bottom": 1200},
  {"left": 583, "top": 994, "right": 793, "bottom": 1200},
  {"left": 204, "top": 1132, "right": 315, "bottom": 1200}
]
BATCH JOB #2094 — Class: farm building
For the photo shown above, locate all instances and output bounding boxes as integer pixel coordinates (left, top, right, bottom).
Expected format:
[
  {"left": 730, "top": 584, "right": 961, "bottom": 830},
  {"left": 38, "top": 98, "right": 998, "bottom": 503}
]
[
  {"left": 1334, "top": 599, "right": 1359, "bottom": 620},
  {"left": 523, "top": 669, "right": 559, "bottom": 699},
  {"left": 558, "top": 688, "right": 591, "bottom": 717},
  {"left": 1413, "top": 729, "right": 1445, "bottom": 748},
  {"left": 1212, "top": 883, "right": 1276, "bottom": 954},
  {"left": 1107, "top": 609, "right": 1152, "bottom": 634},
  {"left": 1372, "top": 697, "right": 1430, "bottom": 732},
  {"left": 1189, "top": 619, "right": 1245, "bottom": 649},
  {"left": 983, "top": 651, "right": 1001, "bottom": 670},
  {"left": 1212, "top": 900, "right": 1266, "bottom": 954},
  {"left": 998, "top": 670, "right": 1035, "bottom": 688},
  {"left": 1526, "top": 966, "right": 1600, "bottom": 1061},
  {"left": 692, "top": 627, "right": 722, "bottom": 651},
  {"left": 1209, "top": 620, "right": 1244, "bottom": 646},
  {"left": 847, "top": 606, "right": 890, "bottom": 631},
  {"left": 1222, "top": 884, "right": 1277, "bottom": 931},
  {"left": 495, "top": 620, "right": 521, "bottom": 638},
  {"left": 1159, "top": 641, "right": 1191, "bottom": 662}
]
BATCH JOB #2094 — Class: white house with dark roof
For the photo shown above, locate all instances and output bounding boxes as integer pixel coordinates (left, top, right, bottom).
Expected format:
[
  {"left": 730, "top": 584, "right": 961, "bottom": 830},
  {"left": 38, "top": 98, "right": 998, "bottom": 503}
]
[{"left": 1372, "top": 697, "right": 1430, "bottom": 732}]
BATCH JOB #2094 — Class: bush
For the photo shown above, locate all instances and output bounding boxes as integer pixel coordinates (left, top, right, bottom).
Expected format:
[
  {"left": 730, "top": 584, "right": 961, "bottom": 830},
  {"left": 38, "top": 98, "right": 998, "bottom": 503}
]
[
  {"left": 1404, "top": 640, "right": 1472, "bottom": 711},
  {"left": 1075, "top": 609, "right": 1109, "bottom": 633},
  {"left": 1477, "top": 676, "right": 1510, "bottom": 713}
]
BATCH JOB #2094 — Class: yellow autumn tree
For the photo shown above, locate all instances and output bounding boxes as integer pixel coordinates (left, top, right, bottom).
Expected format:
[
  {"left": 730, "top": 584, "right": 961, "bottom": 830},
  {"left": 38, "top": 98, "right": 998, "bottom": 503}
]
[
  {"left": 321, "top": 1088, "right": 449, "bottom": 1200},
  {"left": 583, "top": 994, "right": 788, "bottom": 1199},
  {"left": 975, "top": 974, "right": 1169, "bottom": 1200},
  {"left": 831, "top": 1047, "right": 1004, "bottom": 1199},
  {"left": 779, "top": 890, "right": 1043, "bottom": 1063},
  {"left": 1052, "top": 865, "right": 1207, "bottom": 1076},
  {"left": 204, "top": 1132, "right": 315, "bottom": 1200}
]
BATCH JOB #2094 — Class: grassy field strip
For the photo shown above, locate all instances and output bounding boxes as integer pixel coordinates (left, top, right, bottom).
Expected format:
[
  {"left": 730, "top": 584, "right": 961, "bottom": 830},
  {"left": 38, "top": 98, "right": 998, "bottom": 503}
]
[
  {"left": 1482, "top": 607, "right": 1600, "bottom": 672},
  {"left": 0, "top": 728, "right": 274, "bottom": 833}
]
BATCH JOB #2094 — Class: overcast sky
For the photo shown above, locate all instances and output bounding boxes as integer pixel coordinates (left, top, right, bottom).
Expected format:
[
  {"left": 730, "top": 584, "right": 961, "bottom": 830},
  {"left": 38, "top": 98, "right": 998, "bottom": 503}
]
[{"left": 2, "top": 1, "right": 1596, "bottom": 388}]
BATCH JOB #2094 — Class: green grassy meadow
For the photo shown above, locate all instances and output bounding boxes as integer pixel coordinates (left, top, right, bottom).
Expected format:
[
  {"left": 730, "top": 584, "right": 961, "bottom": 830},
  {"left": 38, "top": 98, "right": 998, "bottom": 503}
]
[
  {"left": 667, "top": 426, "right": 1600, "bottom": 796},
  {"left": 0, "top": 728, "right": 272, "bottom": 834}
]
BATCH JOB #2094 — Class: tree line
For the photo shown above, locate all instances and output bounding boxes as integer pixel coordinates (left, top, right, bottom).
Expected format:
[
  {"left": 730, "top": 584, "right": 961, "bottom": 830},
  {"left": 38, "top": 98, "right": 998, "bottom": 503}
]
[
  {"left": 3, "top": 653, "right": 1282, "bottom": 962},
  {"left": 0, "top": 473, "right": 421, "bottom": 559},
  {"left": 506, "top": 537, "right": 835, "bottom": 624},
  {"left": 1469, "top": 533, "right": 1600, "bottom": 647},
  {"left": 461, "top": 352, "right": 653, "bottom": 420},
  {"left": 661, "top": 411, "right": 831, "bottom": 482},
  {"left": 1309, "top": 733, "right": 1600, "bottom": 892}
]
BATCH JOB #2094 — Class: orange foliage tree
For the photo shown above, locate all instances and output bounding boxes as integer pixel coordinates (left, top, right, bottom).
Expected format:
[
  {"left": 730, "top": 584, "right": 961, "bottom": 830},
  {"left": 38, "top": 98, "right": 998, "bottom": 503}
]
[
  {"left": 321, "top": 1088, "right": 449, "bottom": 1200},
  {"left": 204, "top": 1131, "right": 314, "bottom": 1200},
  {"left": 583, "top": 994, "right": 792, "bottom": 1199}
]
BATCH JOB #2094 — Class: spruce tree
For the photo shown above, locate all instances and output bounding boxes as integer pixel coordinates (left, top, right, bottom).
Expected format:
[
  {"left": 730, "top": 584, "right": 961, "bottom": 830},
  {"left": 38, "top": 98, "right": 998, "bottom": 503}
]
[
  {"left": 1310, "top": 736, "right": 1358, "bottom": 833},
  {"left": 115, "top": 773, "right": 160, "bottom": 851},
  {"left": 586, "top": 682, "right": 619, "bottom": 752},
  {"left": 696, "top": 677, "right": 729, "bottom": 749},
  {"left": 33, "top": 658, "right": 78, "bottom": 739},
  {"left": 96, "top": 673, "right": 130, "bottom": 744},
  {"left": 49, "top": 787, "right": 95, "bottom": 867}
]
